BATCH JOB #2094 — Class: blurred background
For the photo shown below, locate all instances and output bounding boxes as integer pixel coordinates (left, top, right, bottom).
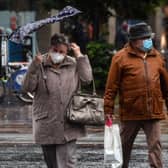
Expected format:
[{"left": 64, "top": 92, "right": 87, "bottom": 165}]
[{"left": 1, "top": 0, "right": 168, "bottom": 92}]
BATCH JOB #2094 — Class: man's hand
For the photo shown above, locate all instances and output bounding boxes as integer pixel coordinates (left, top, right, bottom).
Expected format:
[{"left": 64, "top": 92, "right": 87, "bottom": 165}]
[{"left": 105, "top": 113, "right": 113, "bottom": 121}]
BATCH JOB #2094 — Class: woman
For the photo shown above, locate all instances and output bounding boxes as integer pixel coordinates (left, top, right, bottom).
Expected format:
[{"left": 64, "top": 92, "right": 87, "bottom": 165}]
[{"left": 22, "top": 33, "right": 92, "bottom": 168}]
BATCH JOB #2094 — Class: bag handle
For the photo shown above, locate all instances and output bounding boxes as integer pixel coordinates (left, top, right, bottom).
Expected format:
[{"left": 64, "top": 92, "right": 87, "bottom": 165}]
[{"left": 77, "top": 75, "right": 97, "bottom": 96}]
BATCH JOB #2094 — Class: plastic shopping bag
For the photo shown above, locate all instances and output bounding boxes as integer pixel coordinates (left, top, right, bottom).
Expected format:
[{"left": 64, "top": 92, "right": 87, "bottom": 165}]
[{"left": 104, "top": 119, "right": 123, "bottom": 168}]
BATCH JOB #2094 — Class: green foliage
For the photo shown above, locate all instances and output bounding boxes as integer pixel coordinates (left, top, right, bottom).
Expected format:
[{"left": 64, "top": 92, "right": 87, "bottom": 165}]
[
  {"left": 41, "top": 0, "right": 167, "bottom": 20},
  {"left": 86, "top": 42, "right": 115, "bottom": 94},
  {"left": 41, "top": 0, "right": 167, "bottom": 40},
  {"left": 159, "top": 0, "right": 168, "bottom": 6},
  {"left": 112, "top": 0, "right": 165, "bottom": 19}
]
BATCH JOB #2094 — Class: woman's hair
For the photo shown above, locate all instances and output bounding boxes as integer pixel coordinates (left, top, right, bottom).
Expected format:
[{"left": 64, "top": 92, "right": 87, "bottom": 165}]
[{"left": 50, "top": 33, "right": 68, "bottom": 47}]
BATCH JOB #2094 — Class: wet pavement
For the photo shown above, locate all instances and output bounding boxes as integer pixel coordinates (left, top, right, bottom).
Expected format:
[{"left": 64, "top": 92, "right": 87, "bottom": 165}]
[{"left": 0, "top": 132, "right": 168, "bottom": 167}]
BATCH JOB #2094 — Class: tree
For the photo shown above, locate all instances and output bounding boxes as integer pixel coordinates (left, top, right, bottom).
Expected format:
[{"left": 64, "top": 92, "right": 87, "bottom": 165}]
[
  {"left": 40, "top": 0, "right": 167, "bottom": 40},
  {"left": 41, "top": 0, "right": 113, "bottom": 40},
  {"left": 41, "top": 0, "right": 168, "bottom": 19}
]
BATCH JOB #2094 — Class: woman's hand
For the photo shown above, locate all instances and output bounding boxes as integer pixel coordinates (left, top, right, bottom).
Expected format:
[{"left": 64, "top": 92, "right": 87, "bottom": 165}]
[
  {"left": 35, "top": 52, "right": 43, "bottom": 64},
  {"left": 70, "top": 43, "right": 83, "bottom": 58}
]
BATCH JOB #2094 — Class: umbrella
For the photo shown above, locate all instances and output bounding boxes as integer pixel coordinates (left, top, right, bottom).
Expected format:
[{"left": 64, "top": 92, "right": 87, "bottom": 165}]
[{"left": 9, "top": 6, "right": 81, "bottom": 44}]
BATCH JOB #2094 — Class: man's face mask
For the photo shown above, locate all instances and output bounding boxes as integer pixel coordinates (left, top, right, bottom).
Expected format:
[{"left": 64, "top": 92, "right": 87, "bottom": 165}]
[
  {"left": 140, "top": 38, "right": 153, "bottom": 52},
  {"left": 50, "top": 52, "right": 65, "bottom": 64}
]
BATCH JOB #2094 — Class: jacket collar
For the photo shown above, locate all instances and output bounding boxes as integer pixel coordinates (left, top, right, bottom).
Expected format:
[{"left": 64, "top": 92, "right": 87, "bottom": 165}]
[{"left": 125, "top": 42, "right": 157, "bottom": 57}]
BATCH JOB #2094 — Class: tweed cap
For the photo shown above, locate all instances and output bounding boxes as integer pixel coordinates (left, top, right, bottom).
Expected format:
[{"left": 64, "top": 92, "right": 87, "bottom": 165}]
[{"left": 129, "top": 22, "right": 153, "bottom": 40}]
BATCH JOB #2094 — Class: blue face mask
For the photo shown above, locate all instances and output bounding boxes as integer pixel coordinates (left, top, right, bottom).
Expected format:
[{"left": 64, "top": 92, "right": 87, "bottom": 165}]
[{"left": 141, "top": 38, "right": 153, "bottom": 52}]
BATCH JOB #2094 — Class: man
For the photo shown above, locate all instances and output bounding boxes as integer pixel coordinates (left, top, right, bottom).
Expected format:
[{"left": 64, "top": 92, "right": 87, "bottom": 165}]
[
  {"left": 22, "top": 33, "right": 92, "bottom": 168},
  {"left": 115, "top": 21, "right": 129, "bottom": 49},
  {"left": 104, "top": 22, "right": 168, "bottom": 168}
]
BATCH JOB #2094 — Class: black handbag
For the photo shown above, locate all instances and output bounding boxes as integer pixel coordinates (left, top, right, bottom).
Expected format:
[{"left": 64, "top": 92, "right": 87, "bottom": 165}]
[{"left": 66, "top": 78, "right": 104, "bottom": 125}]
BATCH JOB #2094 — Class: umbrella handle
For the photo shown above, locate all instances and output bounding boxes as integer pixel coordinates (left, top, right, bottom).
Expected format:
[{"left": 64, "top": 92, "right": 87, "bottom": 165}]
[{"left": 41, "top": 53, "right": 48, "bottom": 57}]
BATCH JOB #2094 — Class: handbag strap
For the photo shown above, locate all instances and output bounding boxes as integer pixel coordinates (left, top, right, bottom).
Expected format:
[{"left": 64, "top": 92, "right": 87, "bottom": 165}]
[{"left": 77, "top": 75, "right": 97, "bottom": 96}]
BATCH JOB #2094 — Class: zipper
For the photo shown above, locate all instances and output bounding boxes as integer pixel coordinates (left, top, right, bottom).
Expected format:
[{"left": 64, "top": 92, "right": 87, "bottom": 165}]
[{"left": 143, "top": 53, "right": 151, "bottom": 114}]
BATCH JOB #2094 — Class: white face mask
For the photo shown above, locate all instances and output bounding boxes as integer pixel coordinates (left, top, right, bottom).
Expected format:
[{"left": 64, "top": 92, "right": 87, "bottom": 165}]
[{"left": 50, "top": 52, "right": 65, "bottom": 64}]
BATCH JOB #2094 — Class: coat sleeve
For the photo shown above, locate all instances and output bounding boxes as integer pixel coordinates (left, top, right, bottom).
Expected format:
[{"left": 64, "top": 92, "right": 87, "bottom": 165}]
[
  {"left": 159, "top": 57, "right": 168, "bottom": 111},
  {"left": 104, "top": 54, "right": 121, "bottom": 115},
  {"left": 76, "top": 55, "right": 93, "bottom": 83},
  {"left": 22, "top": 59, "right": 41, "bottom": 93}
]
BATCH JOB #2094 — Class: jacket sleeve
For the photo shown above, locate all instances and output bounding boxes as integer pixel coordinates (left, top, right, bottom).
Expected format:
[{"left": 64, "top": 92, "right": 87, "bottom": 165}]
[
  {"left": 104, "top": 55, "right": 121, "bottom": 115},
  {"left": 76, "top": 55, "right": 93, "bottom": 83},
  {"left": 22, "top": 59, "right": 41, "bottom": 93},
  {"left": 159, "top": 58, "right": 168, "bottom": 111}
]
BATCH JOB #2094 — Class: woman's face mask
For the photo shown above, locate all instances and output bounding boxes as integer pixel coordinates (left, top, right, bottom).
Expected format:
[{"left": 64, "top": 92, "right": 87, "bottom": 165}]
[
  {"left": 50, "top": 52, "right": 65, "bottom": 64},
  {"left": 140, "top": 38, "right": 153, "bottom": 52},
  {"left": 49, "top": 44, "right": 68, "bottom": 64}
]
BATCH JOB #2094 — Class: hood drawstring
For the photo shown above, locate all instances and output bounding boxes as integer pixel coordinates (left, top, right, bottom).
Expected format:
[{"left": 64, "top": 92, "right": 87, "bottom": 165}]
[{"left": 40, "top": 63, "right": 49, "bottom": 95}]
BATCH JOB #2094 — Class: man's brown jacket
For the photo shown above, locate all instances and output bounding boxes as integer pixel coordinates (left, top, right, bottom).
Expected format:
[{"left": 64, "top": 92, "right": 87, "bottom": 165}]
[{"left": 104, "top": 43, "right": 168, "bottom": 121}]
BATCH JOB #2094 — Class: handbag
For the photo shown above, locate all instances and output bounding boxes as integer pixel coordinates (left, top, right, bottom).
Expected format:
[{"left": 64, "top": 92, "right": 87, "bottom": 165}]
[{"left": 66, "top": 78, "right": 104, "bottom": 126}]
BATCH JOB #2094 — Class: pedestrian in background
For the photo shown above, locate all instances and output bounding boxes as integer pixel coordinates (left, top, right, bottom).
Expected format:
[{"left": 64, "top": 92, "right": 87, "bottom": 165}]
[
  {"left": 115, "top": 21, "right": 129, "bottom": 50},
  {"left": 22, "top": 33, "right": 92, "bottom": 168},
  {"left": 104, "top": 22, "right": 168, "bottom": 168},
  {"left": 87, "top": 21, "right": 94, "bottom": 41},
  {"left": 72, "top": 18, "right": 89, "bottom": 54}
]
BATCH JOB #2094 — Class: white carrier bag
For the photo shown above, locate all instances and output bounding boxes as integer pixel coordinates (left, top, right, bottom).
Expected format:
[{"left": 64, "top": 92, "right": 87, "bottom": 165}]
[{"left": 104, "top": 119, "right": 123, "bottom": 168}]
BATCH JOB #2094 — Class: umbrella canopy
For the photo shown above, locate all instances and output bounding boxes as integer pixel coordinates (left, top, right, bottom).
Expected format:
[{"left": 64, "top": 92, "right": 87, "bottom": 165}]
[{"left": 9, "top": 6, "right": 81, "bottom": 44}]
